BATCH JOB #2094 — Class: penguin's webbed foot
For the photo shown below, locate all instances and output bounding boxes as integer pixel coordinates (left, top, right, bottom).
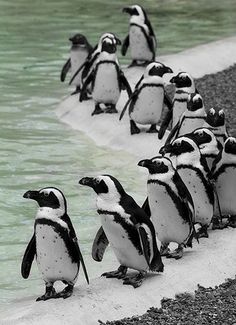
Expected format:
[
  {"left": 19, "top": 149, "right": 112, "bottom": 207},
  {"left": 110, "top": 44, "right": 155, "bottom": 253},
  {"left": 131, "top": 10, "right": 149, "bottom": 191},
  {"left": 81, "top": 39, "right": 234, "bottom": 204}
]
[
  {"left": 128, "top": 60, "right": 138, "bottom": 68},
  {"left": 92, "top": 104, "right": 104, "bottom": 116},
  {"left": 55, "top": 284, "right": 74, "bottom": 299},
  {"left": 105, "top": 104, "right": 118, "bottom": 114},
  {"left": 166, "top": 245, "right": 184, "bottom": 260},
  {"left": 160, "top": 243, "right": 170, "bottom": 256},
  {"left": 130, "top": 120, "right": 140, "bottom": 135},
  {"left": 146, "top": 124, "right": 158, "bottom": 133},
  {"left": 36, "top": 286, "right": 57, "bottom": 302},
  {"left": 123, "top": 272, "right": 145, "bottom": 288},
  {"left": 102, "top": 265, "right": 127, "bottom": 279},
  {"left": 71, "top": 86, "right": 81, "bottom": 96},
  {"left": 128, "top": 60, "right": 149, "bottom": 68},
  {"left": 211, "top": 216, "right": 227, "bottom": 230},
  {"left": 197, "top": 225, "right": 209, "bottom": 238},
  {"left": 227, "top": 215, "right": 236, "bottom": 228}
]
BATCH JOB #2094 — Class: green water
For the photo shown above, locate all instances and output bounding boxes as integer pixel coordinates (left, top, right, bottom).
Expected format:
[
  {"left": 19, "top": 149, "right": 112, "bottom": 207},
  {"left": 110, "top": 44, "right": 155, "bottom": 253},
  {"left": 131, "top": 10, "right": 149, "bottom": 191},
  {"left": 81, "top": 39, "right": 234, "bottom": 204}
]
[{"left": 0, "top": 0, "right": 235, "bottom": 306}]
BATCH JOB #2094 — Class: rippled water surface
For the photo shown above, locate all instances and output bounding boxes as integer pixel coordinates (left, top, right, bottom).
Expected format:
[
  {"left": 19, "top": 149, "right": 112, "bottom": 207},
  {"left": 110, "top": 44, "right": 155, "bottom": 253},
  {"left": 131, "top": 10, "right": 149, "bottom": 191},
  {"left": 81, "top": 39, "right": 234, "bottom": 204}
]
[{"left": 0, "top": 0, "right": 236, "bottom": 305}]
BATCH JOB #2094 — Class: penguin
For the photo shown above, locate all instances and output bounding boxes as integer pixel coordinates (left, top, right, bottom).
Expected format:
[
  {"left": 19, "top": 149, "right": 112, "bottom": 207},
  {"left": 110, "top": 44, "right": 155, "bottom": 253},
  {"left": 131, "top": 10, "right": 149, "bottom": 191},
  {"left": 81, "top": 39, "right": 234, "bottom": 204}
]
[
  {"left": 138, "top": 156, "right": 196, "bottom": 259},
  {"left": 161, "top": 136, "right": 214, "bottom": 238},
  {"left": 122, "top": 5, "right": 157, "bottom": 67},
  {"left": 119, "top": 61, "right": 173, "bottom": 135},
  {"left": 202, "top": 107, "right": 229, "bottom": 145},
  {"left": 60, "top": 34, "right": 93, "bottom": 96},
  {"left": 70, "top": 32, "right": 121, "bottom": 98},
  {"left": 187, "top": 127, "right": 222, "bottom": 170},
  {"left": 211, "top": 137, "right": 236, "bottom": 228},
  {"left": 158, "top": 72, "right": 197, "bottom": 140},
  {"left": 164, "top": 93, "right": 206, "bottom": 146},
  {"left": 79, "top": 175, "right": 164, "bottom": 288},
  {"left": 21, "top": 187, "right": 89, "bottom": 301},
  {"left": 79, "top": 37, "right": 132, "bottom": 116}
]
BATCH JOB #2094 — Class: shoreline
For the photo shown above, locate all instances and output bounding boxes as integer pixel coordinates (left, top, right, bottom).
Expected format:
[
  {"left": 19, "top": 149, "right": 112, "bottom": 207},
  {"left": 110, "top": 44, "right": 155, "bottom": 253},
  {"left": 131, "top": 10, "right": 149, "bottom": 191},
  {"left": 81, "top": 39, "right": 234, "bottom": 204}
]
[{"left": 2, "top": 36, "right": 236, "bottom": 325}]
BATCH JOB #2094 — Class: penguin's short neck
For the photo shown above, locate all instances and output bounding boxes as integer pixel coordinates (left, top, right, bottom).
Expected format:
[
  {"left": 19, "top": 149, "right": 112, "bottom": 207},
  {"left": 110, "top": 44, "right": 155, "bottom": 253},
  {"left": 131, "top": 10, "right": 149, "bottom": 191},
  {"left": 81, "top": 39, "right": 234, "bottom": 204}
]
[
  {"left": 143, "top": 75, "right": 163, "bottom": 85},
  {"left": 185, "top": 107, "right": 206, "bottom": 117},
  {"left": 99, "top": 52, "right": 117, "bottom": 62},
  {"left": 148, "top": 170, "right": 175, "bottom": 183},
  {"left": 36, "top": 207, "right": 67, "bottom": 227},
  {"left": 176, "top": 151, "right": 202, "bottom": 168},
  {"left": 199, "top": 140, "right": 219, "bottom": 157},
  {"left": 130, "top": 15, "right": 145, "bottom": 26}
]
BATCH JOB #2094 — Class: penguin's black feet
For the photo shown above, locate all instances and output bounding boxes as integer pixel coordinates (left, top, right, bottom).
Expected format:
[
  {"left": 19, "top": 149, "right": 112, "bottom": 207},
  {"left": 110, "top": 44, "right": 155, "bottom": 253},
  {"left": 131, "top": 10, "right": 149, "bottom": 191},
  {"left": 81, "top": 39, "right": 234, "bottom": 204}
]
[
  {"left": 146, "top": 124, "right": 158, "bottom": 133},
  {"left": 71, "top": 86, "right": 81, "bottom": 96},
  {"left": 166, "top": 245, "right": 184, "bottom": 260},
  {"left": 102, "top": 265, "right": 127, "bottom": 279},
  {"left": 128, "top": 60, "right": 139, "bottom": 68},
  {"left": 105, "top": 104, "right": 118, "bottom": 114},
  {"left": 91, "top": 104, "right": 104, "bottom": 116},
  {"left": 160, "top": 243, "right": 170, "bottom": 256},
  {"left": 55, "top": 284, "right": 74, "bottom": 299},
  {"left": 130, "top": 120, "right": 140, "bottom": 135},
  {"left": 227, "top": 215, "right": 236, "bottom": 228},
  {"left": 211, "top": 215, "right": 226, "bottom": 230},
  {"left": 128, "top": 60, "right": 149, "bottom": 67},
  {"left": 197, "top": 225, "right": 209, "bottom": 238},
  {"left": 123, "top": 272, "right": 145, "bottom": 288},
  {"left": 36, "top": 285, "right": 57, "bottom": 302}
]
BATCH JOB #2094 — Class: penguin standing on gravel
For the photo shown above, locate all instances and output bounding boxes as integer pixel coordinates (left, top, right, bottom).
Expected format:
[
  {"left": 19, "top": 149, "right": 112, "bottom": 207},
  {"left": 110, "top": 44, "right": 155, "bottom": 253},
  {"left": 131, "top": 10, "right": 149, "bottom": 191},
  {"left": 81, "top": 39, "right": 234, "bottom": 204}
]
[
  {"left": 79, "top": 175, "right": 164, "bottom": 288},
  {"left": 161, "top": 136, "right": 214, "bottom": 238},
  {"left": 203, "top": 107, "right": 229, "bottom": 145},
  {"left": 119, "top": 61, "right": 173, "bottom": 134},
  {"left": 60, "top": 34, "right": 93, "bottom": 95},
  {"left": 138, "top": 156, "right": 196, "bottom": 259},
  {"left": 211, "top": 137, "right": 236, "bottom": 228},
  {"left": 158, "top": 72, "right": 197, "bottom": 140},
  {"left": 21, "top": 187, "right": 89, "bottom": 301},
  {"left": 79, "top": 37, "right": 132, "bottom": 116},
  {"left": 121, "top": 5, "right": 157, "bottom": 67},
  {"left": 164, "top": 93, "right": 206, "bottom": 145}
]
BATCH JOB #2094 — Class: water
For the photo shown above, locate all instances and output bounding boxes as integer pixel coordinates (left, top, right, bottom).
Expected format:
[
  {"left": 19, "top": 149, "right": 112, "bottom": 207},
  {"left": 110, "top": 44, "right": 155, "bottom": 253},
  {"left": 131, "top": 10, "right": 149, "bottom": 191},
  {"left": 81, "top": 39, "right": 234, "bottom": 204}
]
[{"left": 0, "top": 0, "right": 236, "bottom": 306}]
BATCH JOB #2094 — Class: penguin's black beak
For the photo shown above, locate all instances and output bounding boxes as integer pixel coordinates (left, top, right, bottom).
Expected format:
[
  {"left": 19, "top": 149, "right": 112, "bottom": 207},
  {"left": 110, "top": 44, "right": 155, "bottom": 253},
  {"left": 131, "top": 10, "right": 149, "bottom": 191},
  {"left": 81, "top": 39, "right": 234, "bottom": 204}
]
[
  {"left": 23, "top": 190, "right": 39, "bottom": 200},
  {"left": 165, "top": 66, "right": 173, "bottom": 74},
  {"left": 79, "top": 177, "right": 95, "bottom": 188},
  {"left": 138, "top": 159, "right": 152, "bottom": 169},
  {"left": 122, "top": 7, "right": 133, "bottom": 15},
  {"left": 159, "top": 144, "right": 173, "bottom": 156}
]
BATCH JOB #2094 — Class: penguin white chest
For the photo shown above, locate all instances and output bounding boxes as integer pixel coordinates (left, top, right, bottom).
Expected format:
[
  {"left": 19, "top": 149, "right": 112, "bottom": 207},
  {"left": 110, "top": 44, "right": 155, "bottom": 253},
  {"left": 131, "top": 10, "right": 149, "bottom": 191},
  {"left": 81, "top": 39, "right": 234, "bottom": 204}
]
[
  {"left": 148, "top": 183, "right": 191, "bottom": 245},
  {"left": 178, "top": 168, "right": 213, "bottom": 225},
  {"left": 130, "top": 86, "right": 164, "bottom": 124},
  {"left": 35, "top": 224, "right": 78, "bottom": 283},
  {"left": 215, "top": 167, "right": 236, "bottom": 215},
  {"left": 178, "top": 117, "right": 205, "bottom": 137},
  {"left": 70, "top": 49, "right": 88, "bottom": 86},
  {"left": 129, "top": 25, "right": 153, "bottom": 61},
  {"left": 93, "top": 64, "right": 120, "bottom": 104},
  {"left": 99, "top": 213, "right": 148, "bottom": 271}
]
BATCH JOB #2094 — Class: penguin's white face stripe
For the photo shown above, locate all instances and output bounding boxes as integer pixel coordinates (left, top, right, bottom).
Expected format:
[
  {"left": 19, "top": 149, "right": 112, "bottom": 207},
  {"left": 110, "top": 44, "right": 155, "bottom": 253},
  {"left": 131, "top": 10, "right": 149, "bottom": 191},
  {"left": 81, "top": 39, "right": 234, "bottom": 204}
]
[
  {"left": 39, "top": 188, "right": 66, "bottom": 213},
  {"left": 209, "top": 107, "right": 216, "bottom": 115},
  {"left": 219, "top": 109, "right": 224, "bottom": 116}
]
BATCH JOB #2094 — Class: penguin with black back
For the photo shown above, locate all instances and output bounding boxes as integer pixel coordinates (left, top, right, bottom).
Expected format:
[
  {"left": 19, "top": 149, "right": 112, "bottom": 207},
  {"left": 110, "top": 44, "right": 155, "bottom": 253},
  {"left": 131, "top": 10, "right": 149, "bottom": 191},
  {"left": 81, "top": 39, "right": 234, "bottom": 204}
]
[
  {"left": 122, "top": 5, "right": 157, "bottom": 67},
  {"left": 79, "top": 175, "right": 164, "bottom": 288},
  {"left": 21, "top": 187, "right": 89, "bottom": 301},
  {"left": 79, "top": 37, "right": 132, "bottom": 116},
  {"left": 158, "top": 72, "right": 197, "bottom": 140},
  {"left": 60, "top": 34, "right": 93, "bottom": 96},
  {"left": 138, "top": 156, "right": 196, "bottom": 259},
  {"left": 119, "top": 61, "right": 173, "bottom": 135}
]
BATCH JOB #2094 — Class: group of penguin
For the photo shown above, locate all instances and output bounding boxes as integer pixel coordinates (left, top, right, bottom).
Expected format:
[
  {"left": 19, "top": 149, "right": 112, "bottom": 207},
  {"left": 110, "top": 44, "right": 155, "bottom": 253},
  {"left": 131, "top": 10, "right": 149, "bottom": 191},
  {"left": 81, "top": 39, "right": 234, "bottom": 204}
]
[{"left": 21, "top": 4, "right": 236, "bottom": 302}]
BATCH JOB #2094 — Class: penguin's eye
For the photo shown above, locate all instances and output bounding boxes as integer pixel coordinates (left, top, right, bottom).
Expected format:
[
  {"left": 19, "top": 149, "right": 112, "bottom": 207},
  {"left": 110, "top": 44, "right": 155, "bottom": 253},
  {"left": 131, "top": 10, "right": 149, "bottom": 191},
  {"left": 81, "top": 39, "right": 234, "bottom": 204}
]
[
  {"left": 44, "top": 192, "right": 49, "bottom": 197},
  {"left": 176, "top": 142, "right": 181, "bottom": 147},
  {"left": 199, "top": 131, "right": 204, "bottom": 137},
  {"left": 155, "top": 161, "right": 162, "bottom": 166},
  {"left": 95, "top": 179, "right": 100, "bottom": 184}
]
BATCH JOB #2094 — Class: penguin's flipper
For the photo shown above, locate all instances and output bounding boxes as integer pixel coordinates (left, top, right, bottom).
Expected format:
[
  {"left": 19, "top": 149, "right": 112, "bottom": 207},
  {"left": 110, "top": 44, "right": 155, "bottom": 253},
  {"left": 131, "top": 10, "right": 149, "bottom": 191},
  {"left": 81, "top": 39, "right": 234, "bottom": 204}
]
[
  {"left": 119, "top": 71, "right": 132, "bottom": 97},
  {"left": 134, "top": 75, "right": 144, "bottom": 90},
  {"left": 21, "top": 234, "right": 36, "bottom": 279},
  {"left": 164, "top": 91, "right": 173, "bottom": 111},
  {"left": 158, "top": 109, "right": 173, "bottom": 140},
  {"left": 73, "top": 238, "right": 90, "bottom": 284},
  {"left": 138, "top": 225, "right": 151, "bottom": 267},
  {"left": 92, "top": 226, "right": 109, "bottom": 262},
  {"left": 163, "top": 119, "right": 181, "bottom": 146},
  {"left": 60, "top": 58, "right": 71, "bottom": 82},
  {"left": 69, "top": 61, "right": 86, "bottom": 85},
  {"left": 121, "top": 35, "right": 129, "bottom": 56},
  {"left": 79, "top": 71, "right": 95, "bottom": 102},
  {"left": 82, "top": 51, "right": 99, "bottom": 81},
  {"left": 141, "top": 197, "right": 151, "bottom": 218}
]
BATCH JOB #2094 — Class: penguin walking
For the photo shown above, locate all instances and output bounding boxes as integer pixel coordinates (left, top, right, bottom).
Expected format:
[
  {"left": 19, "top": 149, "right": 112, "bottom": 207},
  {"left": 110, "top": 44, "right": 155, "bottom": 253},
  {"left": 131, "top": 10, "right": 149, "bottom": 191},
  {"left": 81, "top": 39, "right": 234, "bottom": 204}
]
[
  {"left": 119, "top": 61, "right": 173, "bottom": 135},
  {"left": 164, "top": 93, "right": 206, "bottom": 145},
  {"left": 161, "top": 136, "right": 214, "bottom": 238},
  {"left": 21, "top": 187, "right": 89, "bottom": 301},
  {"left": 158, "top": 72, "right": 197, "bottom": 140},
  {"left": 211, "top": 137, "right": 236, "bottom": 228},
  {"left": 79, "top": 37, "right": 132, "bottom": 116},
  {"left": 122, "top": 5, "right": 157, "bottom": 67},
  {"left": 60, "top": 34, "right": 93, "bottom": 96},
  {"left": 79, "top": 175, "right": 164, "bottom": 288},
  {"left": 203, "top": 107, "right": 229, "bottom": 145},
  {"left": 138, "top": 156, "right": 196, "bottom": 259}
]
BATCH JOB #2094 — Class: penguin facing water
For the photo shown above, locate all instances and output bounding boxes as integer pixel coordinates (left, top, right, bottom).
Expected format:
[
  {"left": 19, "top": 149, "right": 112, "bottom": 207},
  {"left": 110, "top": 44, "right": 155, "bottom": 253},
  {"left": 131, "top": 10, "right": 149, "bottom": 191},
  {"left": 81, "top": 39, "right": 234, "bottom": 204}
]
[
  {"left": 79, "top": 37, "right": 132, "bottom": 116},
  {"left": 119, "top": 61, "right": 173, "bottom": 135},
  {"left": 158, "top": 72, "right": 197, "bottom": 140},
  {"left": 122, "top": 5, "right": 157, "bottom": 67},
  {"left": 79, "top": 175, "right": 163, "bottom": 288},
  {"left": 138, "top": 156, "right": 195, "bottom": 259},
  {"left": 60, "top": 34, "right": 93, "bottom": 95},
  {"left": 21, "top": 187, "right": 89, "bottom": 301}
]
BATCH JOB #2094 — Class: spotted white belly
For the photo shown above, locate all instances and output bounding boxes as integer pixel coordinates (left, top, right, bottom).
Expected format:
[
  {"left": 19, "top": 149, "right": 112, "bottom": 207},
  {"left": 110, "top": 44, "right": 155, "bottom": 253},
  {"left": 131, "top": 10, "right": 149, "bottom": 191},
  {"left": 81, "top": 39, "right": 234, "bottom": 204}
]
[
  {"left": 100, "top": 213, "right": 148, "bottom": 271},
  {"left": 35, "top": 224, "right": 78, "bottom": 283},
  {"left": 70, "top": 49, "right": 88, "bottom": 86},
  {"left": 178, "top": 117, "right": 205, "bottom": 137},
  {"left": 129, "top": 25, "right": 153, "bottom": 61},
  {"left": 178, "top": 168, "right": 213, "bottom": 225},
  {"left": 215, "top": 167, "right": 236, "bottom": 215},
  {"left": 148, "top": 183, "right": 191, "bottom": 244},
  {"left": 93, "top": 64, "right": 120, "bottom": 104},
  {"left": 130, "top": 86, "right": 164, "bottom": 125}
]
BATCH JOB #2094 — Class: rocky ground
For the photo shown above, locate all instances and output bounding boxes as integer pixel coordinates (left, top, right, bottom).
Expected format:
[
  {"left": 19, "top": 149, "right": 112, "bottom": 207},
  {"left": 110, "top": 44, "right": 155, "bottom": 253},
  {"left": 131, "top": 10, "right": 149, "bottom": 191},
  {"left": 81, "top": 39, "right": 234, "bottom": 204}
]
[{"left": 99, "top": 65, "right": 236, "bottom": 325}]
